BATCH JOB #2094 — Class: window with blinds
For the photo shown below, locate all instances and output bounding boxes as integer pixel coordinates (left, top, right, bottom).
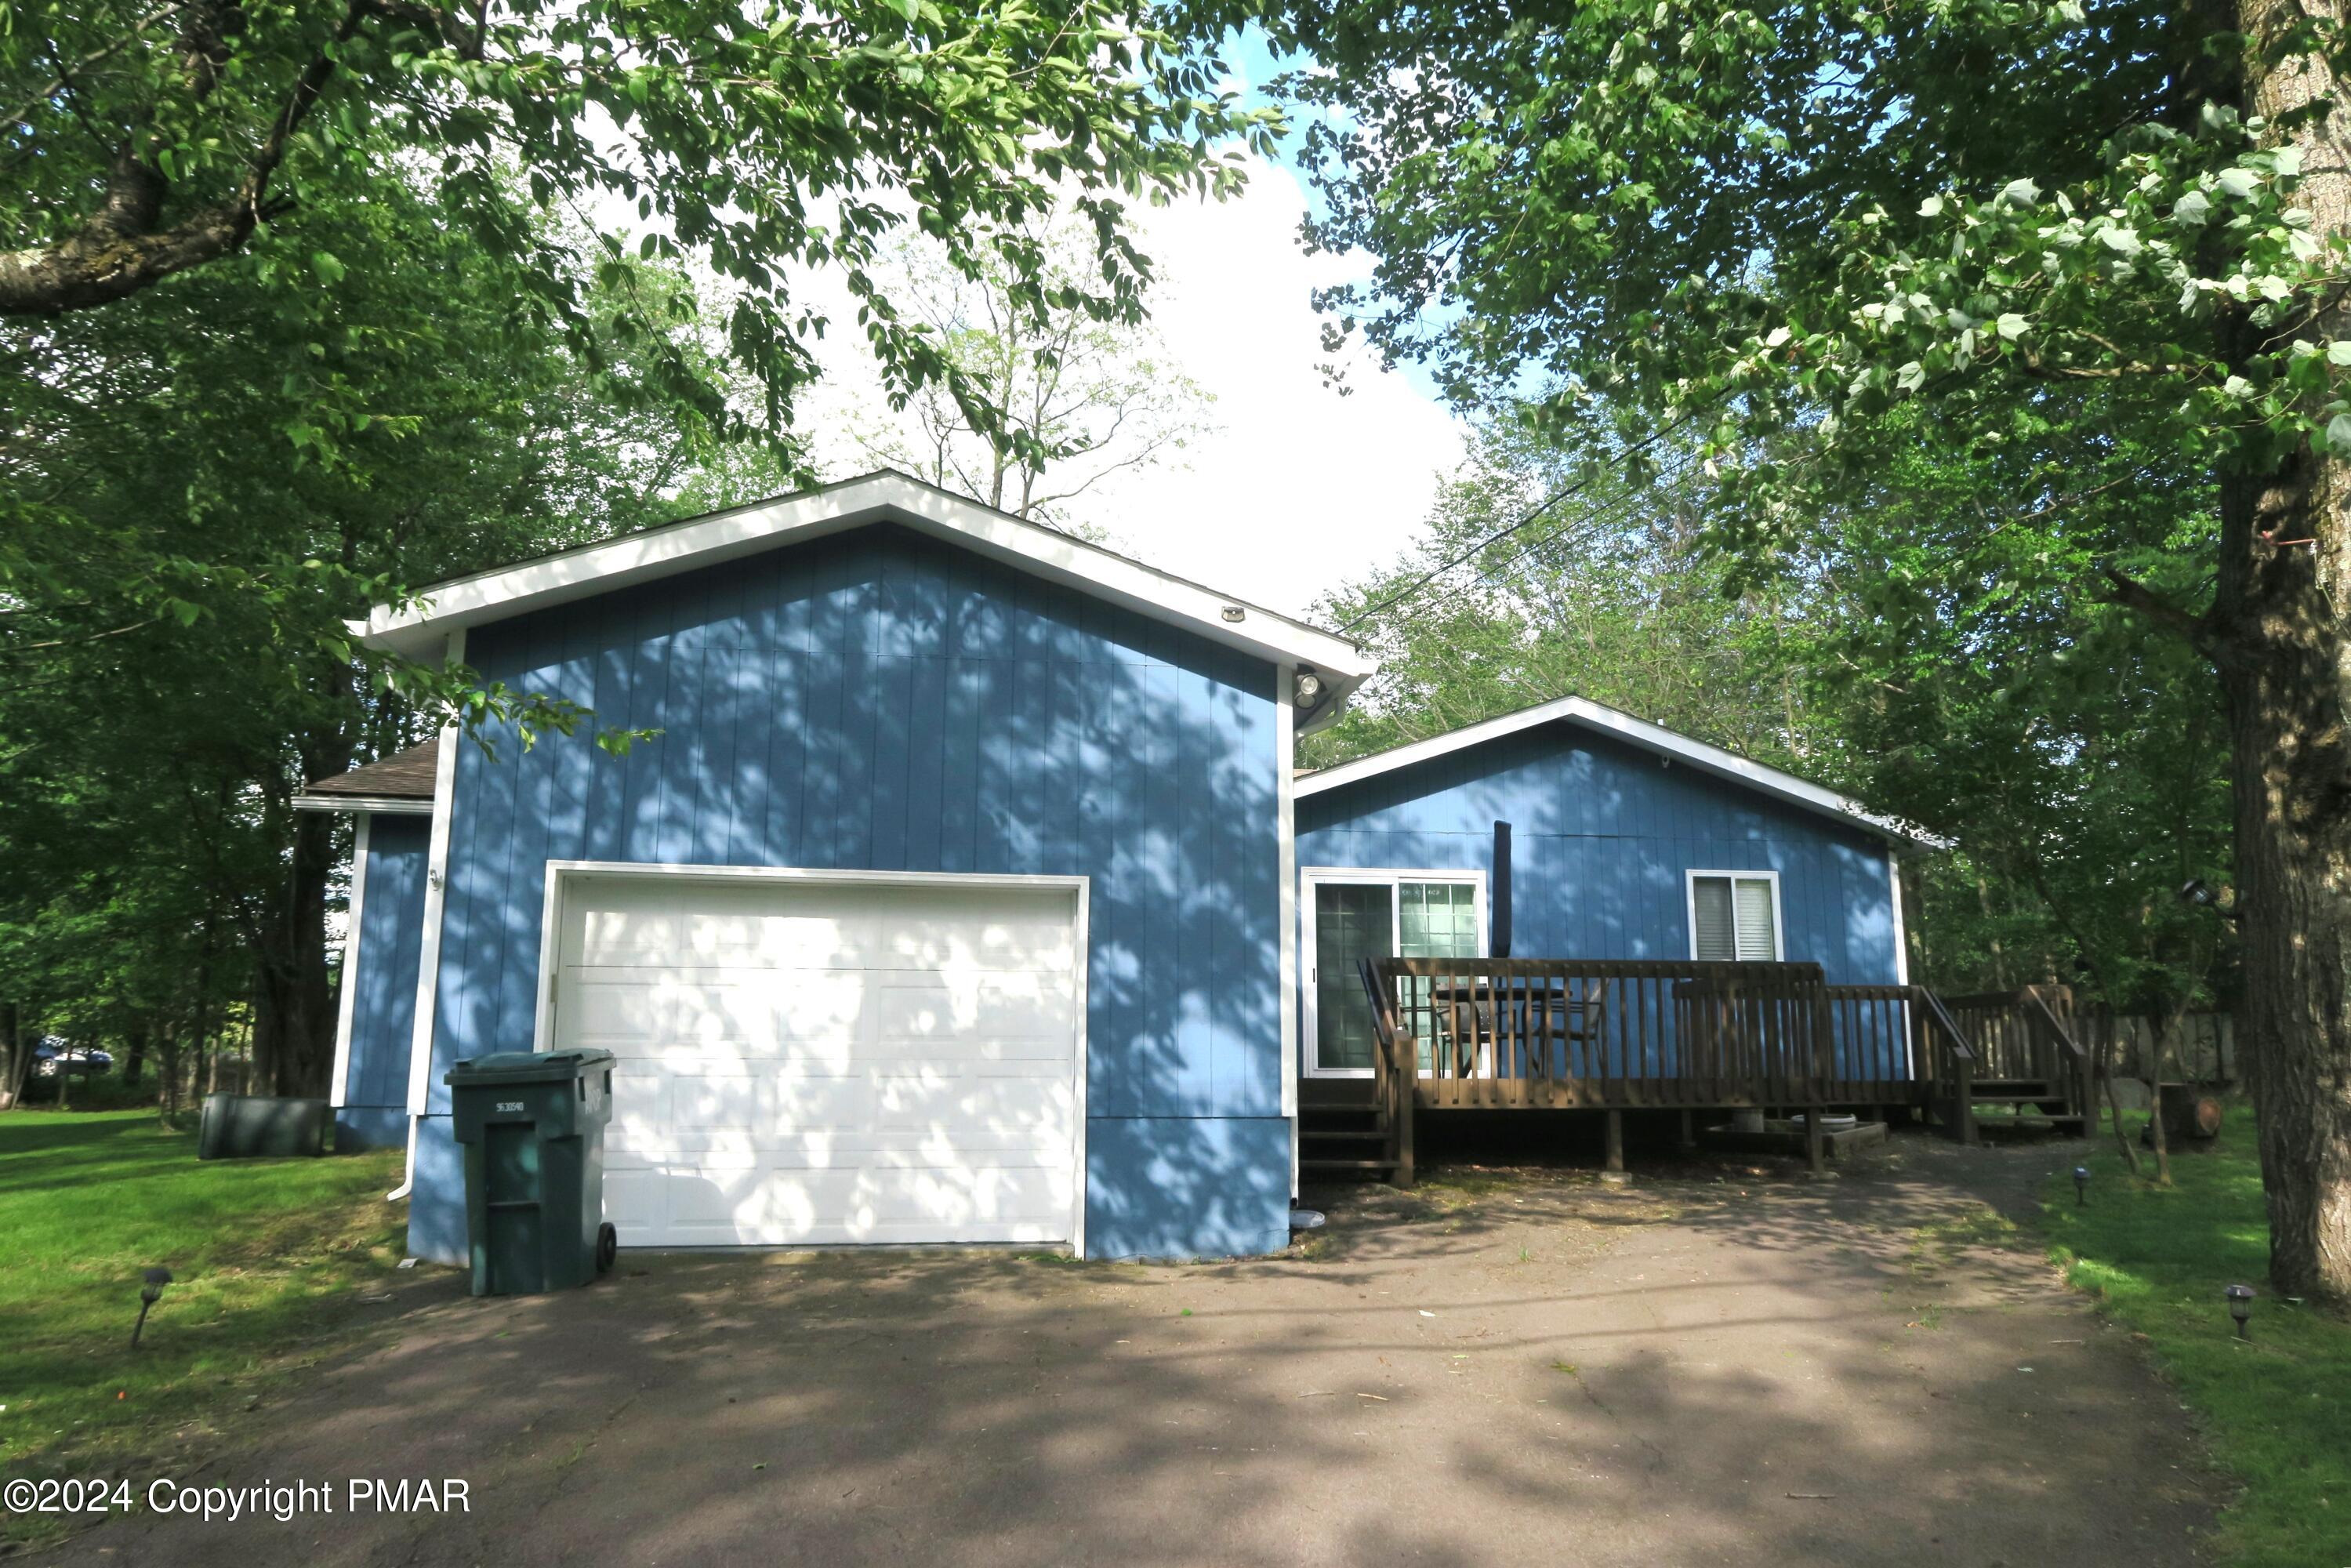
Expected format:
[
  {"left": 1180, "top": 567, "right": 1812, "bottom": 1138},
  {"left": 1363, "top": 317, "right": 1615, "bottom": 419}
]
[{"left": 1690, "top": 873, "right": 1780, "bottom": 962}]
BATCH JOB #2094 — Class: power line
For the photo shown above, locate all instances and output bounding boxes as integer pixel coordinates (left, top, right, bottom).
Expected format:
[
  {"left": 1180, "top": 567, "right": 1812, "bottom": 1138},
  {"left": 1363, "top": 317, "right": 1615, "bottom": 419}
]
[
  {"left": 1337, "top": 413, "right": 1696, "bottom": 634},
  {"left": 1344, "top": 451, "right": 1698, "bottom": 641}
]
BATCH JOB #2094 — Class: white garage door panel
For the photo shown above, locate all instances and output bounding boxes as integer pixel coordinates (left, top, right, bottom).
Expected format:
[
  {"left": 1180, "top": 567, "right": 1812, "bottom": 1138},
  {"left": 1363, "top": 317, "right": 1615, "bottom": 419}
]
[{"left": 553, "top": 873, "right": 1080, "bottom": 1248}]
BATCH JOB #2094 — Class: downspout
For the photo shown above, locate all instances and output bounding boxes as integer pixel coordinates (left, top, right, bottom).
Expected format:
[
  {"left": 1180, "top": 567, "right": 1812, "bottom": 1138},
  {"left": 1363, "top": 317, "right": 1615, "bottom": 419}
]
[
  {"left": 386, "top": 1113, "right": 418, "bottom": 1201},
  {"left": 1492, "top": 821, "right": 1513, "bottom": 958}
]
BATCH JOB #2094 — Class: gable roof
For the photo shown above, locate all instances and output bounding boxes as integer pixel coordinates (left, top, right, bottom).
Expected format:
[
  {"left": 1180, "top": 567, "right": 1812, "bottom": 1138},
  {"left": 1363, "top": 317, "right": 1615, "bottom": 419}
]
[
  {"left": 293, "top": 739, "right": 439, "bottom": 814},
  {"left": 1294, "top": 694, "right": 1941, "bottom": 848},
  {"left": 356, "top": 471, "right": 1375, "bottom": 713}
]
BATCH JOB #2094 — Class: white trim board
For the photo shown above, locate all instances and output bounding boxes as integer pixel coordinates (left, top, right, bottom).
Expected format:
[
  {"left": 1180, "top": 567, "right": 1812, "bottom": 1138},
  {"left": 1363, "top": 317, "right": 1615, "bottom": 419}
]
[
  {"left": 1294, "top": 694, "right": 1943, "bottom": 848},
  {"left": 1277, "top": 664, "right": 1301, "bottom": 1197},
  {"left": 532, "top": 861, "right": 1093, "bottom": 1259},
  {"left": 328, "top": 813, "right": 372, "bottom": 1110},
  {"left": 1887, "top": 850, "right": 1913, "bottom": 986},
  {"left": 293, "top": 793, "right": 434, "bottom": 815},
  {"left": 404, "top": 630, "right": 464, "bottom": 1117},
  {"left": 356, "top": 470, "right": 1373, "bottom": 707},
  {"left": 1684, "top": 869, "right": 1787, "bottom": 963},
  {"left": 1299, "top": 866, "right": 1488, "bottom": 1080}
]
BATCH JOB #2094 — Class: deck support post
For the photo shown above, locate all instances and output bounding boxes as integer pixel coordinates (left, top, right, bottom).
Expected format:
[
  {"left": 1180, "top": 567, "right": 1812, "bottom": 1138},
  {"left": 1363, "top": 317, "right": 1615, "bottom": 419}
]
[
  {"left": 1804, "top": 1113, "right": 1825, "bottom": 1174},
  {"left": 1602, "top": 1109, "right": 1626, "bottom": 1181},
  {"left": 1677, "top": 1108, "right": 1696, "bottom": 1152},
  {"left": 1395, "top": 1085, "right": 1415, "bottom": 1189}
]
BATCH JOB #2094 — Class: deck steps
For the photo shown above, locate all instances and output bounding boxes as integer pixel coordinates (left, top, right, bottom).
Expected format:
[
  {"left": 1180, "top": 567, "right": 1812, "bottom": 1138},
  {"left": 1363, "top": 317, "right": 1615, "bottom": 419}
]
[
  {"left": 1299, "top": 1102, "right": 1399, "bottom": 1181},
  {"left": 1301, "top": 1157, "right": 1399, "bottom": 1175}
]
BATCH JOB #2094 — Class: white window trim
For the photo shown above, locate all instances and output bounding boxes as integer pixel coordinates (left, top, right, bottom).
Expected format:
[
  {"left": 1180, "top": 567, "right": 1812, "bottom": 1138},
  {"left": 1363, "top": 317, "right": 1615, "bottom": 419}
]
[
  {"left": 328, "top": 813, "right": 372, "bottom": 1110},
  {"left": 531, "top": 860, "right": 1094, "bottom": 1260},
  {"left": 1684, "top": 868, "right": 1786, "bottom": 963},
  {"left": 1299, "top": 866, "right": 1488, "bottom": 1080}
]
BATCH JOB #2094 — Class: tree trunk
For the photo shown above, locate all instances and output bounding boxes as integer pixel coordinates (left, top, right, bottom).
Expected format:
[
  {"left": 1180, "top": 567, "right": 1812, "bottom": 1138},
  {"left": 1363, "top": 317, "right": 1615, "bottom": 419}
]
[
  {"left": 0, "top": 1002, "right": 24, "bottom": 1111},
  {"left": 2216, "top": 0, "right": 2351, "bottom": 1302},
  {"left": 122, "top": 1022, "right": 148, "bottom": 1087},
  {"left": 250, "top": 804, "right": 341, "bottom": 1097}
]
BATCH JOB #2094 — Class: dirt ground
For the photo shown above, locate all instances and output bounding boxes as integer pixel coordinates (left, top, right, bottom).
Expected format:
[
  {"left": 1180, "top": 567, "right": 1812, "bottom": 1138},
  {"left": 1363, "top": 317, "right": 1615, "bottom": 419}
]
[{"left": 34, "top": 1131, "right": 2220, "bottom": 1567}]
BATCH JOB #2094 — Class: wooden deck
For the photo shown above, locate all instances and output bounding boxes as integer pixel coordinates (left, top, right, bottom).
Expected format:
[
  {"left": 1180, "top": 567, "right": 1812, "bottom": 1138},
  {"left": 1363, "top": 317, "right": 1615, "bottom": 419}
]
[{"left": 1304, "top": 958, "right": 2088, "bottom": 1185}]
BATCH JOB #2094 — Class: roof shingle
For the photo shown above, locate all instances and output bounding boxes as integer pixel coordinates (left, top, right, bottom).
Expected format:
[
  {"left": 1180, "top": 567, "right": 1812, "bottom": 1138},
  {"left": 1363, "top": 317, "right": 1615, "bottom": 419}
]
[{"left": 306, "top": 739, "right": 439, "bottom": 799}]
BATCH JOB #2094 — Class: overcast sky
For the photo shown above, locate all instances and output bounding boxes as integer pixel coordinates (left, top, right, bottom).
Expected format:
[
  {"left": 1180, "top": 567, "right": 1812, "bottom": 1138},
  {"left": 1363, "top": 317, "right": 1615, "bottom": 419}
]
[{"left": 782, "top": 38, "right": 1468, "bottom": 622}]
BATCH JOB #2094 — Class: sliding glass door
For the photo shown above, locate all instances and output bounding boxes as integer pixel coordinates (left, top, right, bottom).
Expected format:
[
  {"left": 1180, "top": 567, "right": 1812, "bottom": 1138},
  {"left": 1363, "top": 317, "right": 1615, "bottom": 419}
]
[{"left": 1305, "top": 872, "right": 1484, "bottom": 1076}]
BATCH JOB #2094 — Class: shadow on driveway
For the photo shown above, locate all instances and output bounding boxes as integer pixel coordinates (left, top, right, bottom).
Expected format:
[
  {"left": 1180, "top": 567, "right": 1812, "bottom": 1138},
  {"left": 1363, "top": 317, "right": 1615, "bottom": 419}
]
[{"left": 38, "top": 1131, "right": 2218, "bottom": 1566}]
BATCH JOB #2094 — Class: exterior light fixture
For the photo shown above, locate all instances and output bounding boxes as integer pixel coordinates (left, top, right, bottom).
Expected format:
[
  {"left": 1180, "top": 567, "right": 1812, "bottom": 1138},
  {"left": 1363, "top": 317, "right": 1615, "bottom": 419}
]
[
  {"left": 2073, "top": 1166, "right": 2090, "bottom": 1206},
  {"left": 1221, "top": 605, "right": 1246, "bottom": 623},
  {"left": 2179, "top": 879, "right": 2215, "bottom": 907},
  {"left": 132, "top": 1267, "right": 173, "bottom": 1348},
  {"left": 1293, "top": 671, "right": 1324, "bottom": 707},
  {"left": 2225, "top": 1283, "right": 2255, "bottom": 1340}
]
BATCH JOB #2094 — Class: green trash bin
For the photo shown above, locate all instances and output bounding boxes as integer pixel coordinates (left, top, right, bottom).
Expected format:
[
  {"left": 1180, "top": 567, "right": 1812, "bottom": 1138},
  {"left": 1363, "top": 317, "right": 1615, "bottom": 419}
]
[{"left": 444, "top": 1049, "right": 619, "bottom": 1296}]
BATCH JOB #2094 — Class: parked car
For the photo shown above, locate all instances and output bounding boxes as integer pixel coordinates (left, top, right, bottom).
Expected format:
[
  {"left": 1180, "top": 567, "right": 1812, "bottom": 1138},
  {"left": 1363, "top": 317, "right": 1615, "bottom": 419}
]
[{"left": 31, "top": 1038, "right": 113, "bottom": 1078}]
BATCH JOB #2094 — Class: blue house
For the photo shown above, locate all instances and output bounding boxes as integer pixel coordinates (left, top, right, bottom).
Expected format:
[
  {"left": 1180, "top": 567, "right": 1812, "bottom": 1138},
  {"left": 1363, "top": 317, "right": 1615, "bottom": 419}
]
[
  {"left": 303, "top": 475, "right": 1962, "bottom": 1264},
  {"left": 299, "top": 473, "right": 1372, "bottom": 1263},
  {"left": 1293, "top": 695, "right": 1916, "bottom": 1089}
]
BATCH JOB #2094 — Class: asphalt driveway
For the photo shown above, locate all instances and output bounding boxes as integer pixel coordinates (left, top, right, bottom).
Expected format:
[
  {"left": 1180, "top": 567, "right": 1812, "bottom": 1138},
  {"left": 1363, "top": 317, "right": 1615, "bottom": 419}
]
[{"left": 41, "top": 1135, "right": 2218, "bottom": 1566}]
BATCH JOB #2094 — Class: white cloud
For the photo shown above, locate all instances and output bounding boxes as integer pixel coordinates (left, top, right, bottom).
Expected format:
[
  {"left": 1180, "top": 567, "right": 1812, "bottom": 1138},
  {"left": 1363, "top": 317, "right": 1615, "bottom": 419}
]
[{"left": 791, "top": 154, "right": 1465, "bottom": 622}]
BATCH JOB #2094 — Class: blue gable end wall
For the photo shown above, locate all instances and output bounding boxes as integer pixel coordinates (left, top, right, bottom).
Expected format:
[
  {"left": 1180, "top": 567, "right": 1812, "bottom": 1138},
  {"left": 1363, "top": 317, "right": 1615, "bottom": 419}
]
[
  {"left": 337, "top": 814, "right": 426, "bottom": 1151},
  {"left": 1298, "top": 722, "right": 1901, "bottom": 986},
  {"left": 408, "top": 523, "right": 1287, "bottom": 1264}
]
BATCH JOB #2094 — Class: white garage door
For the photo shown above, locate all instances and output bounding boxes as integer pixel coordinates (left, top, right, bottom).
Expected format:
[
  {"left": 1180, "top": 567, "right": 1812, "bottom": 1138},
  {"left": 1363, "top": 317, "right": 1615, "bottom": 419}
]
[{"left": 550, "top": 873, "right": 1083, "bottom": 1248}]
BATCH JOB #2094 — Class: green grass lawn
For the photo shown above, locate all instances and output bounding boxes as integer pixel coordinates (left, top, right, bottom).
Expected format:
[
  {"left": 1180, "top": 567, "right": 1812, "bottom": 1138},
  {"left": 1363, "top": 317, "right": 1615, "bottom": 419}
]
[
  {"left": 2037, "top": 1109, "right": 2351, "bottom": 1568},
  {"left": 0, "top": 1109, "right": 405, "bottom": 1541}
]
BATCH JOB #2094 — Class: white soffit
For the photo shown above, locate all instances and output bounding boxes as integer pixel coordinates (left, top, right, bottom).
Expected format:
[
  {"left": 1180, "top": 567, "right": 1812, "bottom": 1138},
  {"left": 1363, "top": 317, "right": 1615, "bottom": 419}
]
[
  {"left": 357, "top": 470, "right": 1373, "bottom": 685},
  {"left": 1293, "top": 694, "right": 1945, "bottom": 848}
]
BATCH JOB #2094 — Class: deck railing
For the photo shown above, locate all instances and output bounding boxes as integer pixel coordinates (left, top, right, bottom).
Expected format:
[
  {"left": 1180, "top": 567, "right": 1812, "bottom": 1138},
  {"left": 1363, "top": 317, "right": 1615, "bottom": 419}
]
[
  {"left": 1353, "top": 957, "right": 1990, "bottom": 1145},
  {"left": 1361, "top": 957, "right": 1897, "bottom": 1109},
  {"left": 1943, "top": 984, "right": 2092, "bottom": 1120}
]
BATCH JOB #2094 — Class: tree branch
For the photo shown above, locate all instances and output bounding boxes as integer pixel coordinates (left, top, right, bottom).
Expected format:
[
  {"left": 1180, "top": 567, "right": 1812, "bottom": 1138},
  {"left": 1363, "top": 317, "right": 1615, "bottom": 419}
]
[{"left": 2095, "top": 561, "right": 2210, "bottom": 644}]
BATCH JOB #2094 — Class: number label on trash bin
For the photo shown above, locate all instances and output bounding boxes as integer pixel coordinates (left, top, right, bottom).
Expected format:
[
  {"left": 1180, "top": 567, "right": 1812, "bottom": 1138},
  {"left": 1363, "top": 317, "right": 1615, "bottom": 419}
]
[{"left": 495, "top": 1101, "right": 524, "bottom": 1113}]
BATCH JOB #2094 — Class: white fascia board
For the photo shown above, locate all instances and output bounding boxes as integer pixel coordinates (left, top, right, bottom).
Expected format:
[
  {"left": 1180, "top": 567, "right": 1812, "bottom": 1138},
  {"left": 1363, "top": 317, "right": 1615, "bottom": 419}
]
[
  {"left": 1295, "top": 694, "right": 1944, "bottom": 848},
  {"left": 360, "top": 471, "right": 1374, "bottom": 683},
  {"left": 293, "top": 793, "right": 434, "bottom": 815},
  {"left": 328, "top": 813, "right": 372, "bottom": 1109}
]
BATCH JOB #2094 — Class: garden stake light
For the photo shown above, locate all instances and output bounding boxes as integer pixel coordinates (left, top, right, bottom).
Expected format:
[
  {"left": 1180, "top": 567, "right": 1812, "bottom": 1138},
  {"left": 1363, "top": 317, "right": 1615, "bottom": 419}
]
[
  {"left": 2073, "top": 1166, "right": 2090, "bottom": 1206},
  {"left": 2225, "top": 1283, "right": 2255, "bottom": 1341},
  {"left": 131, "top": 1267, "right": 172, "bottom": 1348}
]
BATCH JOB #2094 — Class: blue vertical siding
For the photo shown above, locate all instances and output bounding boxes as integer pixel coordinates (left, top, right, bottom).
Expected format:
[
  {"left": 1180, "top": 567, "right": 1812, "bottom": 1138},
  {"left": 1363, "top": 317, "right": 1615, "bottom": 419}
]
[
  {"left": 1297, "top": 721, "right": 1901, "bottom": 984},
  {"left": 338, "top": 813, "right": 426, "bottom": 1150},
  {"left": 413, "top": 523, "right": 1287, "bottom": 1262},
  {"left": 1296, "top": 722, "right": 1904, "bottom": 1079}
]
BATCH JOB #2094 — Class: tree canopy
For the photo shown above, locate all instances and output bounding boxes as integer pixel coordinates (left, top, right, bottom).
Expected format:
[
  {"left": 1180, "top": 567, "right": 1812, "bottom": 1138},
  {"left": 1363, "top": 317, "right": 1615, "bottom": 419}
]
[{"left": 1243, "top": 0, "right": 2342, "bottom": 1293}]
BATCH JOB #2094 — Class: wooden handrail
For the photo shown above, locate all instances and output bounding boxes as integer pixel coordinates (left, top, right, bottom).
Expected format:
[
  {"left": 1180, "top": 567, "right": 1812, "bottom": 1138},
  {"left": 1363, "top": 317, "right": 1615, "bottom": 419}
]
[
  {"left": 1910, "top": 985, "right": 1979, "bottom": 1145},
  {"left": 2019, "top": 985, "right": 2095, "bottom": 1120},
  {"left": 1356, "top": 957, "right": 1415, "bottom": 1186},
  {"left": 1913, "top": 986, "right": 1978, "bottom": 1071}
]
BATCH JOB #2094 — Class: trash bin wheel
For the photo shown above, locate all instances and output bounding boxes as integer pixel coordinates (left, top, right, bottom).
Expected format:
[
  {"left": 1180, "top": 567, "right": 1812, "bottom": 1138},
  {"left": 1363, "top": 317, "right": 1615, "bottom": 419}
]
[{"left": 596, "top": 1222, "right": 619, "bottom": 1275}]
